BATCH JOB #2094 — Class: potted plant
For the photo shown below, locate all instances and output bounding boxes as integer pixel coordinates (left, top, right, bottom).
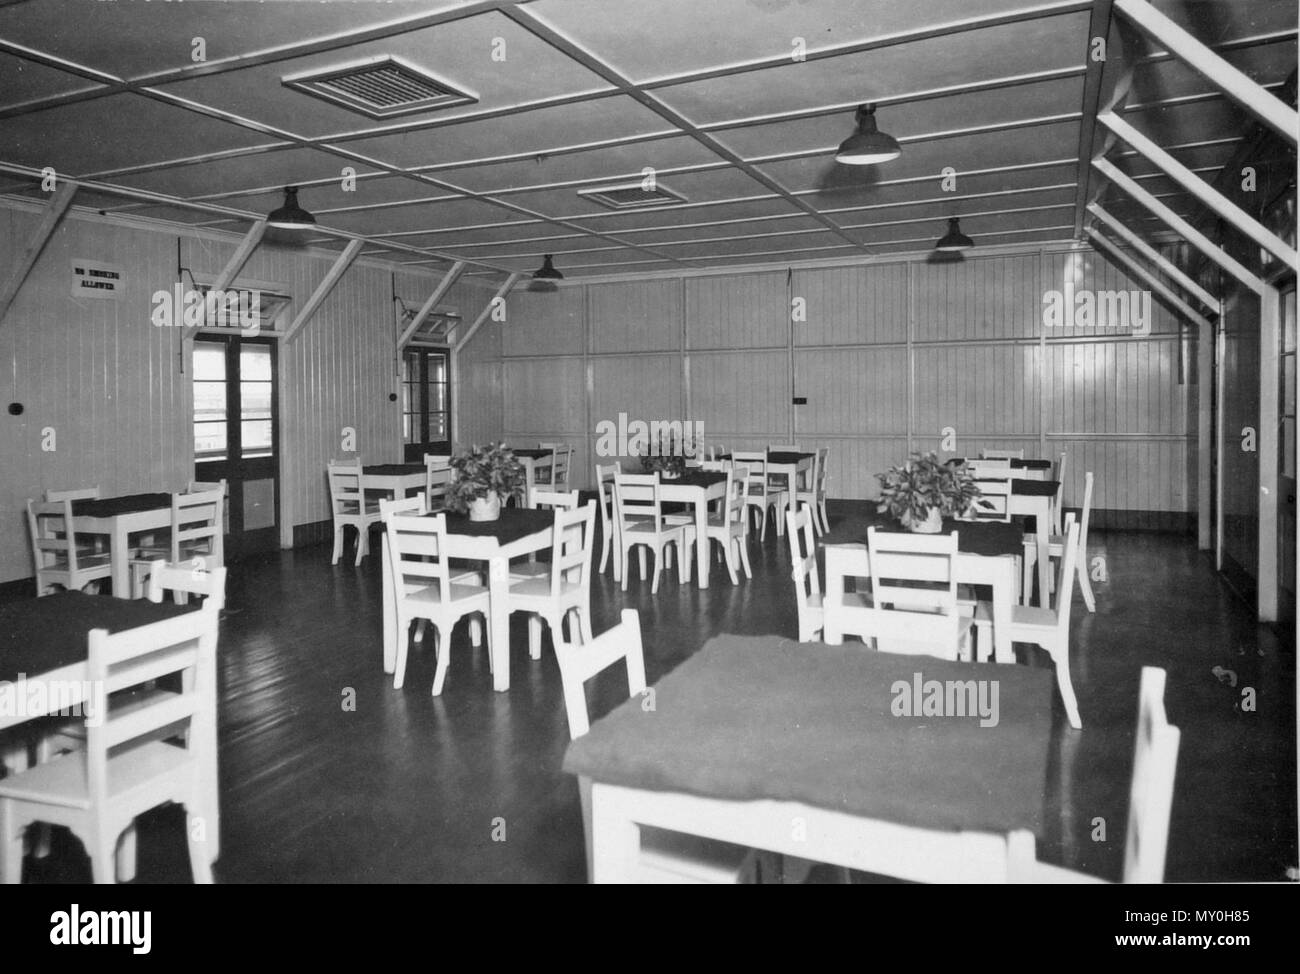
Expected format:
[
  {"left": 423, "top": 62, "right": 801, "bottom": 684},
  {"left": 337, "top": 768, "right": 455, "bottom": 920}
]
[
  {"left": 637, "top": 428, "right": 690, "bottom": 479},
  {"left": 448, "top": 442, "right": 525, "bottom": 521},
  {"left": 875, "top": 452, "right": 980, "bottom": 532}
]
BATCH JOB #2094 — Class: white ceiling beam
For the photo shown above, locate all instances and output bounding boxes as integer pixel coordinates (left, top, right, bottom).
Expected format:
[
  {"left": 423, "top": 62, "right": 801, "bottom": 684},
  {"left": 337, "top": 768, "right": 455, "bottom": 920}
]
[
  {"left": 1099, "top": 111, "right": 1297, "bottom": 268},
  {"left": 454, "top": 274, "right": 520, "bottom": 353},
  {"left": 1092, "top": 157, "right": 1265, "bottom": 295},
  {"left": 1085, "top": 228, "right": 1214, "bottom": 332},
  {"left": 0, "top": 181, "right": 78, "bottom": 327},
  {"left": 282, "top": 239, "right": 364, "bottom": 344},
  {"left": 399, "top": 261, "right": 466, "bottom": 347},
  {"left": 1112, "top": 0, "right": 1298, "bottom": 146},
  {"left": 183, "top": 219, "right": 266, "bottom": 345},
  {"left": 1087, "top": 203, "right": 1219, "bottom": 312}
]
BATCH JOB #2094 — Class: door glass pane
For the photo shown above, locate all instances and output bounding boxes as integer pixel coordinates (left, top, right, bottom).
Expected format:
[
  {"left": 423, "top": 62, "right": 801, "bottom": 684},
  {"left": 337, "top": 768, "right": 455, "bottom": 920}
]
[
  {"left": 429, "top": 355, "right": 447, "bottom": 383},
  {"left": 240, "top": 381, "right": 273, "bottom": 419},
  {"left": 195, "top": 422, "right": 227, "bottom": 458},
  {"left": 193, "top": 344, "right": 225, "bottom": 381},
  {"left": 240, "top": 345, "right": 273, "bottom": 381},
  {"left": 427, "top": 382, "right": 446, "bottom": 412},
  {"left": 241, "top": 420, "right": 273, "bottom": 456},
  {"left": 430, "top": 413, "right": 447, "bottom": 440}
]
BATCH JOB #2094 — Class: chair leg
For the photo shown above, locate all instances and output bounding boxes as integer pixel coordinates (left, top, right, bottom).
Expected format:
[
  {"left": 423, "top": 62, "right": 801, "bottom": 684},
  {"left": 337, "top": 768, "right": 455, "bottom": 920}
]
[
  {"left": 469, "top": 616, "right": 482, "bottom": 646},
  {"left": 678, "top": 539, "right": 692, "bottom": 585},
  {"left": 89, "top": 826, "right": 116, "bottom": 884},
  {"left": 393, "top": 615, "right": 411, "bottom": 690},
  {"left": 528, "top": 614, "right": 544, "bottom": 661},
  {"left": 1077, "top": 555, "right": 1096, "bottom": 612},
  {"left": 1, "top": 803, "right": 24, "bottom": 884},
  {"left": 721, "top": 537, "right": 739, "bottom": 585},
  {"left": 353, "top": 525, "right": 367, "bottom": 567},
  {"left": 576, "top": 607, "right": 594, "bottom": 645},
  {"left": 331, "top": 523, "right": 344, "bottom": 565},
  {"left": 650, "top": 547, "right": 663, "bottom": 595},
  {"left": 116, "top": 824, "right": 138, "bottom": 882},
  {"left": 187, "top": 808, "right": 213, "bottom": 884},
  {"left": 598, "top": 531, "right": 610, "bottom": 574},
  {"left": 737, "top": 536, "right": 753, "bottom": 578},
  {"left": 760, "top": 506, "right": 769, "bottom": 542},
  {"left": 620, "top": 546, "right": 630, "bottom": 592},
  {"left": 1044, "top": 640, "right": 1082, "bottom": 729},
  {"left": 431, "top": 624, "right": 451, "bottom": 696},
  {"left": 638, "top": 547, "right": 648, "bottom": 580}
]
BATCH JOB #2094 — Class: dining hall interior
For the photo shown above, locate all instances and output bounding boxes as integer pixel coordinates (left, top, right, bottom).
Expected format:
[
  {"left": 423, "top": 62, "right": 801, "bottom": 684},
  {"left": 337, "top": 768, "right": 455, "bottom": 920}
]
[{"left": 0, "top": 0, "right": 1295, "bottom": 885}]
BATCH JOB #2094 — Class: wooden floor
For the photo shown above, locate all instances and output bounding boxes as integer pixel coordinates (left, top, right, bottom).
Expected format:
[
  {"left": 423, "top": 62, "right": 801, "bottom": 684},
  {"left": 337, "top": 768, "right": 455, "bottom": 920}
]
[{"left": 7, "top": 507, "right": 1297, "bottom": 883}]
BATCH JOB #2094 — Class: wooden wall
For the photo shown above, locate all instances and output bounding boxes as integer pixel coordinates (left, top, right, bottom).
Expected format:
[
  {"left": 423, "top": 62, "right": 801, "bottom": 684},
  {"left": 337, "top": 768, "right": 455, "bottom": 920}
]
[
  {"left": 459, "top": 245, "right": 1195, "bottom": 526},
  {"left": 0, "top": 201, "right": 466, "bottom": 584}
]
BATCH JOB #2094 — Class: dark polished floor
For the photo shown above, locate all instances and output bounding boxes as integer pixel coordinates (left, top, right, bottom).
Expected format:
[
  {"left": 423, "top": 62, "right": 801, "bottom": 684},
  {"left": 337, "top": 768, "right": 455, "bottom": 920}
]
[{"left": 6, "top": 506, "right": 1297, "bottom": 883}]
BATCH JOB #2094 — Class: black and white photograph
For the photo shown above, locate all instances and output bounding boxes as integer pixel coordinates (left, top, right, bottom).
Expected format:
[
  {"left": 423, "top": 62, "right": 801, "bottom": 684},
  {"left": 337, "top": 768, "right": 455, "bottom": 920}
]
[{"left": 0, "top": 0, "right": 1295, "bottom": 906}]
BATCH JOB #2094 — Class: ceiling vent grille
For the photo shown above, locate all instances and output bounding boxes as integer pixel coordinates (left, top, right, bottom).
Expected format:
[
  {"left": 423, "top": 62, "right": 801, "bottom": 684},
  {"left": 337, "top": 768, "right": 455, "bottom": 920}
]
[
  {"left": 578, "top": 181, "right": 687, "bottom": 210},
  {"left": 283, "top": 57, "right": 476, "bottom": 118}
]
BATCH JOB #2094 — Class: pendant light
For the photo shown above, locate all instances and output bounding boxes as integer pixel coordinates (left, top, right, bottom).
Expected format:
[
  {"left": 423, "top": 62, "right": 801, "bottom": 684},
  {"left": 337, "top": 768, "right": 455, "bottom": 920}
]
[
  {"left": 934, "top": 217, "right": 974, "bottom": 252},
  {"left": 529, "top": 254, "right": 563, "bottom": 292},
  {"left": 834, "top": 104, "right": 901, "bottom": 165},
  {"left": 267, "top": 187, "right": 316, "bottom": 229}
]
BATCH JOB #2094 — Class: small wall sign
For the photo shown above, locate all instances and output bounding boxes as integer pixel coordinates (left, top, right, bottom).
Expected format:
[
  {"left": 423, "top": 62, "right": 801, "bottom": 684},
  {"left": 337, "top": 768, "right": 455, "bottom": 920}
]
[{"left": 71, "top": 259, "right": 123, "bottom": 299}]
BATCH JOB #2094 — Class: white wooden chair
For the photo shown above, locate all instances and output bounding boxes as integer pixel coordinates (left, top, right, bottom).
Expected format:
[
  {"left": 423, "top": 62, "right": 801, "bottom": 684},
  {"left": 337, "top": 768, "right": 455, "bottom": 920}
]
[
  {"left": 1051, "top": 451, "right": 1068, "bottom": 536},
  {"left": 1009, "top": 666, "right": 1179, "bottom": 882},
  {"left": 0, "top": 595, "right": 220, "bottom": 884},
  {"left": 424, "top": 453, "right": 453, "bottom": 511},
  {"left": 506, "top": 501, "right": 596, "bottom": 662},
  {"left": 556, "top": 609, "right": 766, "bottom": 884},
  {"left": 965, "top": 457, "right": 1011, "bottom": 477},
  {"left": 613, "top": 472, "right": 694, "bottom": 594},
  {"left": 792, "top": 449, "right": 829, "bottom": 535},
  {"left": 733, "top": 451, "right": 787, "bottom": 541},
  {"left": 594, "top": 463, "right": 620, "bottom": 580},
  {"left": 980, "top": 449, "right": 1024, "bottom": 460},
  {"left": 25, "top": 498, "right": 112, "bottom": 597},
  {"left": 44, "top": 486, "right": 100, "bottom": 502},
  {"left": 537, "top": 442, "right": 572, "bottom": 490},
  {"left": 864, "top": 527, "right": 973, "bottom": 661},
  {"left": 146, "top": 561, "right": 228, "bottom": 611},
  {"left": 786, "top": 504, "right": 870, "bottom": 643},
  {"left": 511, "top": 488, "right": 578, "bottom": 580},
  {"left": 328, "top": 458, "right": 381, "bottom": 566},
  {"left": 382, "top": 507, "right": 491, "bottom": 695},
  {"left": 973, "top": 516, "right": 1083, "bottom": 728},
  {"left": 380, "top": 495, "right": 483, "bottom": 645},
  {"left": 129, "top": 486, "right": 226, "bottom": 599},
  {"left": 967, "top": 475, "right": 1012, "bottom": 523},
  {"left": 1025, "top": 471, "right": 1096, "bottom": 613},
  {"left": 699, "top": 467, "right": 751, "bottom": 586}
]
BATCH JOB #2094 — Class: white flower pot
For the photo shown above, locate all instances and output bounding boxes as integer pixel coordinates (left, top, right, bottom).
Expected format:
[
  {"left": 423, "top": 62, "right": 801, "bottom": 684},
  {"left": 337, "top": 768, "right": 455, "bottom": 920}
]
[
  {"left": 907, "top": 507, "right": 944, "bottom": 533},
  {"left": 468, "top": 494, "right": 502, "bottom": 522}
]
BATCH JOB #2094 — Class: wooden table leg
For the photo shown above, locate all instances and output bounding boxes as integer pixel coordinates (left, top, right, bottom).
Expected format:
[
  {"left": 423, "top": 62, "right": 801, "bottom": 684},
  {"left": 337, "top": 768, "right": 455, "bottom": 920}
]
[
  {"left": 382, "top": 532, "right": 396, "bottom": 674},
  {"left": 992, "top": 558, "right": 1014, "bottom": 663},
  {"left": 695, "top": 496, "right": 709, "bottom": 589},
  {"left": 823, "top": 549, "right": 846, "bottom": 645},
  {"left": 111, "top": 522, "right": 130, "bottom": 598},
  {"left": 590, "top": 784, "right": 641, "bottom": 883},
  {"left": 489, "top": 556, "right": 511, "bottom": 691},
  {"left": 1035, "top": 500, "right": 1051, "bottom": 608}
]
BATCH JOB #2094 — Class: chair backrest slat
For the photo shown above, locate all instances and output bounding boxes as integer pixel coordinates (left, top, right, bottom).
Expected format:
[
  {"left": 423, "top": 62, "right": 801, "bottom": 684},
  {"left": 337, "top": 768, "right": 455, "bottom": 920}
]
[
  {"left": 981, "top": 449, "right": 1025, "bottom": 460},
  {"left": 1123, "top": 666, "right": 1181, "bottom": 883},
  {"left": 549, "top": 501, "right": 596, "bottom": 595},
  {"left": 613, "top": 472, "right": 661, "bottom": 526},
  {"left": 328, "top": 458, "right": 365, "bottom": 514},
  {"left": 554, "top": 609, "right": 646, "bottom": 740},
  {"left": 866, "top": 527, "right": 962, "bottom": 658}
]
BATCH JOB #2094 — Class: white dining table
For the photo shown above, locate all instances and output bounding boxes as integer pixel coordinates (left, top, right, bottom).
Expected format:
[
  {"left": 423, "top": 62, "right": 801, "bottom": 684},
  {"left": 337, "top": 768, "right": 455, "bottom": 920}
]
[
  {"left": 68, "top": 492, "right": 174, "bottom": 598},
  {"left": 361, "top": 463, "right": 427, "bottom": 501},
  {"left": 567, "top": 634, "right": 1055, "bottom": 884},
  {"left": 821, "top": 520, "right": 1022, "bottom": 663},
  {"left": 381, "top": 507, "right": 554, "bottom": 692},
  {"left": 604, "top": 469, "right": 730, "bottom": 589}
]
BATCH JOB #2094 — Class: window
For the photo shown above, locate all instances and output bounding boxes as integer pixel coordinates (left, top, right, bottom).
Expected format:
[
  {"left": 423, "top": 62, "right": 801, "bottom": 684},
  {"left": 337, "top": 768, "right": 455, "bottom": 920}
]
[{"left": 403, "top": 348, "right": 451, "bottom": 461}]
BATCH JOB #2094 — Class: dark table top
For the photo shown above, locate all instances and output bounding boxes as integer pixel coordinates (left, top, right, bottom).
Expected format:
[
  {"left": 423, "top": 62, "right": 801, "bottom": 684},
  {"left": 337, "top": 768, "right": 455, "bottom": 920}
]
[
  {"left": 70, "top": 492, "right": 172, "bottom": 519},
  {"left": 432, "top": 507, "right": 554, "bottom": 545},
  {"left": 954, "top": 457, "right": 1053, "bottom": 470},
  {"left": 720, "top": 451, "right": 814, "bottom": 465},
  {"left": 511, "top": 448, "right": 554, "bottom": 460},
  {"left": 0, "top": 592, "right": 199, "bottom": 682},
  {"left": 564, "top": 634, "right": 1053, "bottom": 835},
  {"left": 661, "top": 470, "right": 726, "bottom": 490},
  {"left": 1012, "top": 479, "right": 1059, "bottom": 497},
  {"left": 822, "top": 511, "right": 1024, "bottom": 558},
  {"left": 363, "top": 463, "right": 425, "bottom": 476}
]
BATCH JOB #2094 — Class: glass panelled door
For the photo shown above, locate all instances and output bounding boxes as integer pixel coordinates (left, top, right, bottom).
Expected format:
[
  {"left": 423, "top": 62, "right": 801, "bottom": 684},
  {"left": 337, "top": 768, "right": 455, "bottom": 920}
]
[
  {"left": 193, "top": 335, "right": 279, "bottom": 558},
  {"left": 402, "top": 348, "right": 452, "bottom": 461}
]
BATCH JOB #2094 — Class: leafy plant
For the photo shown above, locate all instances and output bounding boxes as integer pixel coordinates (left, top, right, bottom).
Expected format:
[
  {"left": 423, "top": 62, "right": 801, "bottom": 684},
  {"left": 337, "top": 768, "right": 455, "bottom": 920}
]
[
  {"left": 448, "top": 442, "right": 525, "bottom": 512},
  {"left": 637, "top": 428, "right": 694, "bottom": 477},
  {"left": 876, "top": 452, "right": 980, "bottom": 527}
]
